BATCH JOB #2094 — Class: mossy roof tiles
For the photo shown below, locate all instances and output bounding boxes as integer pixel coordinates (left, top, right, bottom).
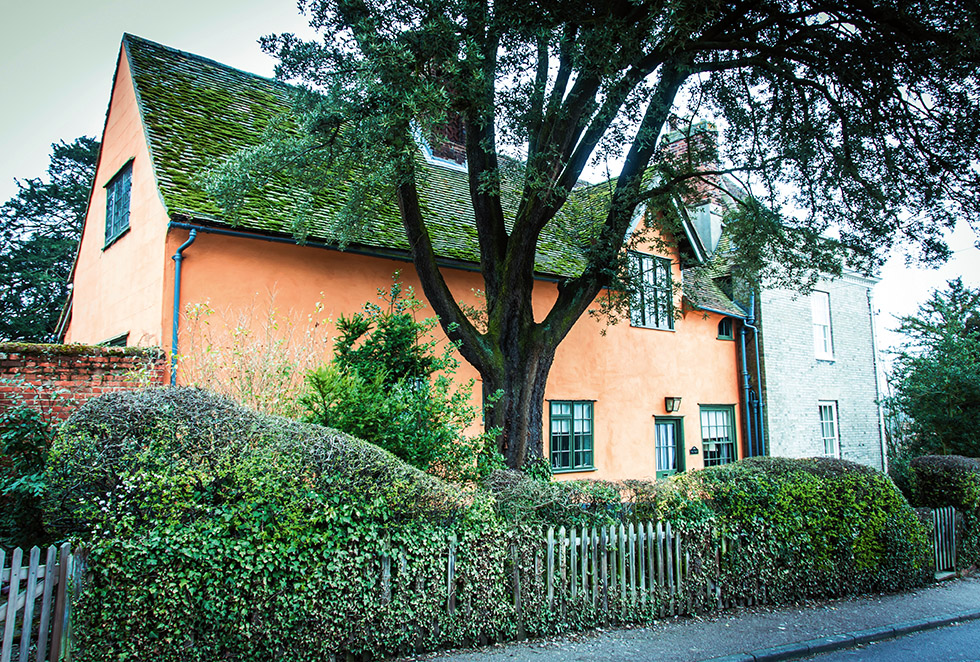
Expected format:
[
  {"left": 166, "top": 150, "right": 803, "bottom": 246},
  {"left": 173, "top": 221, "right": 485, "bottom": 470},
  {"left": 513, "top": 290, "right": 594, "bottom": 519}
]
[{"left": 123, "top": 34, "right": 590, "bottom": 277}]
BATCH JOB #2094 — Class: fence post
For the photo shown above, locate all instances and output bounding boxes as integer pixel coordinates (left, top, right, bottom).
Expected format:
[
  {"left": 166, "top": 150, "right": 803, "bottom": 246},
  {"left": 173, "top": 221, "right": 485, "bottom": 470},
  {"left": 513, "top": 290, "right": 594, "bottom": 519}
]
[
  {"left": 546, "top": 527, "right": 554, "bottom": 607},
  {"left": 48, "top": 543, "right": 71, "bottom": 662},
  {"left": 447, "top": 534, "right": 457, "bottom": 614},
  {"left": 2, "top": 546, "right": 23, "bottom": 662},
  {"left": 19, "top": 545, "right": 42, "bottom": 662},
  {"left": 36, "top": 546, "right": 57, "bottom": 662}
]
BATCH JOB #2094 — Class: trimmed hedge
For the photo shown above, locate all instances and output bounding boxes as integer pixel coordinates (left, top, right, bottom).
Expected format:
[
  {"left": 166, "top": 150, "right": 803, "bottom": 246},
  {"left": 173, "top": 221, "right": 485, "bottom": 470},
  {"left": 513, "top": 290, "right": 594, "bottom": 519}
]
[
  {"left": 45, "top": 389, "right": 931, "bottom": 660},
  {"left": 678, "top": 457, "right": 931, "bottom": 599},
  {"left": 909, "top": 455, "right": 980, "bottom": 566}
]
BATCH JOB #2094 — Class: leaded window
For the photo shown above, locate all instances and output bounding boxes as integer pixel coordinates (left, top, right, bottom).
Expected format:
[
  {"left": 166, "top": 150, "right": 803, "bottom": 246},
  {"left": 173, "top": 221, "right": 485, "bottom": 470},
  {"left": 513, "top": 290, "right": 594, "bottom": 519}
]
[
  {"left": 105, "top": 161, "right": 132, "bottom": 245},
  {"left": 550, "top": 401, "right": 594, "bottom": 471},
  {"left": 629, "top": 252, "right": 673, "bottom": 330}
]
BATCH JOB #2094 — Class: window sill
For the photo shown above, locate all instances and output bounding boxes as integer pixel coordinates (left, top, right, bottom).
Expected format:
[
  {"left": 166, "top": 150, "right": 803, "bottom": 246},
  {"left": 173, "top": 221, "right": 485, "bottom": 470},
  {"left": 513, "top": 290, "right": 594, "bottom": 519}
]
[
  {"left": 552, "top": 466, "right": 597, "bottom": 475},
  {"left": 630, "top": 323, "right": 675, "bottom": 332},
  {"left": 815, "top": 356, "right": 836, "bottom": 363},
  {"left": 103, "top": 227, "right": 130, "bottom": 250}
]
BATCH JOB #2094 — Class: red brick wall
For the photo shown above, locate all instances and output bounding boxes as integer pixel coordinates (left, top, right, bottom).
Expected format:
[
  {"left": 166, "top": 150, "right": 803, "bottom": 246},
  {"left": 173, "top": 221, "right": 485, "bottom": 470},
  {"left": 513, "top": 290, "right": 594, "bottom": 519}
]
[{"left": 0, "top": 343, "right": 167, "bottom": 421}]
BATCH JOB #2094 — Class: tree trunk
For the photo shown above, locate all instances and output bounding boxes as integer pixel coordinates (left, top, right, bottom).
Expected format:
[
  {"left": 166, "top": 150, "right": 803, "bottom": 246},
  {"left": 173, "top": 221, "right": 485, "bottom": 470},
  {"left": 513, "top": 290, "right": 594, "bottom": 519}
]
[{"left": 482, "top": 341, "right": 557, "bottom": 469}]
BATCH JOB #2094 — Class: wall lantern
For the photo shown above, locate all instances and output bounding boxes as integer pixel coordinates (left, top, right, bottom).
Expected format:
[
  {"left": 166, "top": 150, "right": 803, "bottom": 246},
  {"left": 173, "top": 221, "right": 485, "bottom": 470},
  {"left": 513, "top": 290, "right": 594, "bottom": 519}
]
[{"left": 664, "top": 396, "right": 682, "bottom": 413}]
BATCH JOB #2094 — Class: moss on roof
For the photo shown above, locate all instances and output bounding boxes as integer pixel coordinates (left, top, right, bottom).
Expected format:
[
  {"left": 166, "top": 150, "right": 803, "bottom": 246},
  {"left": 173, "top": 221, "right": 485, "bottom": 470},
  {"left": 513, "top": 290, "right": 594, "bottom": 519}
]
[{"left": 123, "top": 34, "right": 591, "bottom": 277}]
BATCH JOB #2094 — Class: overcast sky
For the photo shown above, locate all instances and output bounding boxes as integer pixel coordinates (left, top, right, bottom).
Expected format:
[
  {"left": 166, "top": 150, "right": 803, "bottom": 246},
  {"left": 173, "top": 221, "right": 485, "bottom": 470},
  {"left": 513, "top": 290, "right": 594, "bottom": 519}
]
[{"left": 2, "top": 0, "right": 978, "bottom": 360}]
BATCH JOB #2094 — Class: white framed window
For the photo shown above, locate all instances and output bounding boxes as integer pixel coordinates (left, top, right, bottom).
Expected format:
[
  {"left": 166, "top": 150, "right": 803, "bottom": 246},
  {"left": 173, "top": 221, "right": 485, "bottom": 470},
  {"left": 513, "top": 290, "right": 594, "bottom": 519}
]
[
  {"left": 629, "top": 252, "right": 673, "bottom": 330},
  {"left": 811, "top": 290, "right": 833, "bottom": 360},
  {"left": 818, "top": 401, "right": 840, "bottom": 457}
]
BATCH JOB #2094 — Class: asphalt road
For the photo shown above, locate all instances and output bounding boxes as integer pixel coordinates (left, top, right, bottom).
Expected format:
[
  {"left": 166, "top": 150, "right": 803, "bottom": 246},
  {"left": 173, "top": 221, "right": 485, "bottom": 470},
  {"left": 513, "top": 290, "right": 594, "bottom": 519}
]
[{"left": 806, "top": 619, "right": 980, "bottom": 661}]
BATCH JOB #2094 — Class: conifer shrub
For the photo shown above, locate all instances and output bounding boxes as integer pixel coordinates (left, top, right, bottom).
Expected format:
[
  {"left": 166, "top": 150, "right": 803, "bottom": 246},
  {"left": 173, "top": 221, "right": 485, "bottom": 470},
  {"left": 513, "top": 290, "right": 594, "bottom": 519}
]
[{"left": 909, "top": 455, "right": 980, "bottom": 566}]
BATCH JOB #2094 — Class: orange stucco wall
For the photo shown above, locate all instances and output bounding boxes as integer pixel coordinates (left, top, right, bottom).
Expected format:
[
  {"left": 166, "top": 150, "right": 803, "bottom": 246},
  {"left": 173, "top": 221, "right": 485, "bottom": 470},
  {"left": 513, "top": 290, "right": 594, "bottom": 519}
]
[
  {"left": 65, "top": 48, "right": 170, "bottom": 347},
  {"left": 162, "top": 228, "right": 743, "bottom": 481}
]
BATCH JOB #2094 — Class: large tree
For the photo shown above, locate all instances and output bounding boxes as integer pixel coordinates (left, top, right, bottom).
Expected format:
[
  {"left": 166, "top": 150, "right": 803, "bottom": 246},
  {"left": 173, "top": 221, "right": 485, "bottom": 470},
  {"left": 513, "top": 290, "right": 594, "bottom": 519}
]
[
  {"left": 0, "top": 137, "right": 100, "bottom": 342},
  {"left": 888, "top": 278, "right": 980, "bottom": 457},
  {"left": 214, "top": 0, "right": 979, "bottom": 468}
]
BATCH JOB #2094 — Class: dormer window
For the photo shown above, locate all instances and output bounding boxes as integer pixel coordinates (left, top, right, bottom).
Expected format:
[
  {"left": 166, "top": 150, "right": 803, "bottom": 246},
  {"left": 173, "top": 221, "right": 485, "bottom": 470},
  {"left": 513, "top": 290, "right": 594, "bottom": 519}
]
[{"left": 105, "top": 161, "right": 133, "bottom": 246}]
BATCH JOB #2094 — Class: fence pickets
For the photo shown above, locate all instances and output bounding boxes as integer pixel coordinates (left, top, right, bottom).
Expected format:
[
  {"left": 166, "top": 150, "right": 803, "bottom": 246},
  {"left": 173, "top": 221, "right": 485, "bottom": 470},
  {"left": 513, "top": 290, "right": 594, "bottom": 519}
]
[
  {"left": 0, "top": 543, "right": 80, "bottom": 662},
  {"left": 932, "top": 506, "right": 957, "bottom": 574}
]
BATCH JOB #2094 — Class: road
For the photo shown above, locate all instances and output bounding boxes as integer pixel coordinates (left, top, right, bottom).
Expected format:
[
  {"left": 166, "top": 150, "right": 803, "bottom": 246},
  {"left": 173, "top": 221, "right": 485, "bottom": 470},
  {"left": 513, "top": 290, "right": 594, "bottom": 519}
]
[{"left": 806, "top": 619, "right": 980, "bottom": 661}]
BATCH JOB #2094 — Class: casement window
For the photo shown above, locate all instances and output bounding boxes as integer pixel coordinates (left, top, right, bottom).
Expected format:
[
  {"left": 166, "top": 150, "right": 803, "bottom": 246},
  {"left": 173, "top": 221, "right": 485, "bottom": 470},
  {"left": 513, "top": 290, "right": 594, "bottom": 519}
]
[
  {"left": 629, "top": 252, "right": 673, "bottom": 330},
  {"left": 105, "top": 161, "right": 133, "bottom": 245},
  {"left": 818, "top": 401, "right": 840, "bottom": 458},
  {"left": 700, "top": 405, "right": 737, "bottom": 467},
  {"left": 717, "top": 317, "right": 734, "bottom": 340},
  {"left": 811, "top": 290, "right": 833, "bottom": 360},
  {"left": 550, "top": 401, "right": 594, "bottom": 472}
]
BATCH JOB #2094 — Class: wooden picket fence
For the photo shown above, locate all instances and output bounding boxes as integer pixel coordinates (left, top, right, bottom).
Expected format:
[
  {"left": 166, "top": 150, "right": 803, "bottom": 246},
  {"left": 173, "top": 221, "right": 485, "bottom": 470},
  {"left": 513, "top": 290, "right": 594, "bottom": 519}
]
[{"left": 0, "top": 544, "right": 82, "bottom": 662}]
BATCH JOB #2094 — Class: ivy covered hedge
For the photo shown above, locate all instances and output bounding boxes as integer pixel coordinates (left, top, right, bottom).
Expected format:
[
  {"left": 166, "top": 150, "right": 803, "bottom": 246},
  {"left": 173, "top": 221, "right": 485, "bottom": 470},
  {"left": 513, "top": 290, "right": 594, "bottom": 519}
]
[
  {"left": 45, "top": 389, "right": 930, "bottom": 660},
  {"left": 679, "top": 457, "right": 931, "bottom": 599},
  {"left": 909, "top": 455, "right": 980, "bottom": 567}
]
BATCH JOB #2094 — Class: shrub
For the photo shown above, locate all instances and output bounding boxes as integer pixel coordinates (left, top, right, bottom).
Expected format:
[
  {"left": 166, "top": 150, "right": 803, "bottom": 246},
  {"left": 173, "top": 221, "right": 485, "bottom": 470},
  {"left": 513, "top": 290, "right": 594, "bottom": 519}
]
[
  {"left": 0, "top": 406, "right": 52, "bottom": 547},
  {"left": 909, "top": 455, "right": 980, "bottom": 566},
  {"left": 302, "top": 277, "right": 502, "bottom": 481},
  {"left": 676, "top": 456, "right": 930, "bottom": 599},
  {"left": 47, "top": 388, "right": 514, "bottom": 661}
]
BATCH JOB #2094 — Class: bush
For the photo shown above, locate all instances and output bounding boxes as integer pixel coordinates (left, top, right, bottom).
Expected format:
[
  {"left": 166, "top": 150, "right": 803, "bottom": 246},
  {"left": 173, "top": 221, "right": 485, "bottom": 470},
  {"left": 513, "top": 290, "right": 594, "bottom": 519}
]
[
  {"left": 909, "top": 455, "right": 980, "bottom": 566},
  {"left": 47, "top": 388, "right": 512, "bottom": 661},
  {"left": 0, "top": 406, "right": 52, "bottom": 547},
  {"left": 302, "top": 277, "right": 502, "bottom": 481},
  {"left": 676, "top": 457, "right": 930, "bottom": 599}
]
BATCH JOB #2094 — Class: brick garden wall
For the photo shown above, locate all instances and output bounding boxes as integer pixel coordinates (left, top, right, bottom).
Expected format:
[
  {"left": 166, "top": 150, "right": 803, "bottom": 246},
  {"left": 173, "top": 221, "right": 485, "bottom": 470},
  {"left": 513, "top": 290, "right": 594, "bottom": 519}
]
[{"left": 0, "top": 343, "right": 167, "bottom": 422}]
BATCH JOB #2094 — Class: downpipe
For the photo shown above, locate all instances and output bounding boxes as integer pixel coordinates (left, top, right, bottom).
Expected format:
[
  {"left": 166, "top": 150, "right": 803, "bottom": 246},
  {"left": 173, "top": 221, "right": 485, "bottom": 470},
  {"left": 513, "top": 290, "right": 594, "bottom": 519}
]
[{"left": 170, "top": 230, "right": 197, "bottom": 386}]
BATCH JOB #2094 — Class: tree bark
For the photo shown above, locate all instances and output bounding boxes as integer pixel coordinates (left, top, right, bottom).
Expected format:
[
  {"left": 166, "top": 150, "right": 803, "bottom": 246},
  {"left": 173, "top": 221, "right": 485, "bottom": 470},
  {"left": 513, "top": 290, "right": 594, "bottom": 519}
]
[{"left": 482, "top": 339, "right": 557, "bottom": 469}]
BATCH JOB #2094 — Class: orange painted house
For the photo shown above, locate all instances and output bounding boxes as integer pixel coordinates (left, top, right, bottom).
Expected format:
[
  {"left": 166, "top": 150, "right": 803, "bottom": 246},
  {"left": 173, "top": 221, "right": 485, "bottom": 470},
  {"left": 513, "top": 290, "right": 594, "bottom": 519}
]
[{"left": 61, "top": 35, "right": 755, "bottom": 480}]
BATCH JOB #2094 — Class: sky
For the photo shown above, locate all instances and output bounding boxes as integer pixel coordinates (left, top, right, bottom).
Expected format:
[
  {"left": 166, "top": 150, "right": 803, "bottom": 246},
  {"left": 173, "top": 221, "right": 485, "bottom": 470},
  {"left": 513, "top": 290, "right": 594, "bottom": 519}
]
[{"left": 2, "top": 0, "right": 978, "bottom": 362}]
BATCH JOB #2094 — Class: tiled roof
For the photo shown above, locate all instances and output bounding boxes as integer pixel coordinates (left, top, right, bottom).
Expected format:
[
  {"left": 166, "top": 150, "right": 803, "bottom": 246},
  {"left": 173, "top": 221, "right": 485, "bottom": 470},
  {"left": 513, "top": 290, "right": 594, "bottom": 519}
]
[
  {"left": 123, "top": 34, "right": 592, "bottom": 277},
  {"left": 681, "top": 266, "right": 746, "bottom": 318}
]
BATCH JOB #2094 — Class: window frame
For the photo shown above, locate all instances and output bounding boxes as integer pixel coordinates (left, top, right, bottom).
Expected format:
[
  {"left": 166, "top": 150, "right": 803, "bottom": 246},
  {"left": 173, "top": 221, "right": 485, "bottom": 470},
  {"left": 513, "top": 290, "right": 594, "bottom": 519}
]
[
  {"left": 629, "top": 252, "right": 674, "bottom": 331},
  {"left": 654, "top": 416, "right": 685, "bottom": 478},
  {"left": 104, "top": 159, "right": 134, "bottom": 247},
  {"left": 717, "top": 317, "right": 734, "bottom": 340},
  {"left": 699, "top": 405, "right": 737, "bottom": 468},
  {"left": 818, "top": 401, "right": 840, "bottom": 458},
  {"left": 811, "top": 290, "right": 834, "bottom": 360},
  {"left": 549, "top": 400, "right": 595, "bottom": 473}
]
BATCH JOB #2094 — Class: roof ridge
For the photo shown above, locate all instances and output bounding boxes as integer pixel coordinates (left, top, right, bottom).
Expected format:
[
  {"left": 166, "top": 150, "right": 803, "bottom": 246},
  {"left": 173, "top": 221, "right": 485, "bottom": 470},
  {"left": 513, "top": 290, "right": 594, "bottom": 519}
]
[{"left": 122, "top": 33, "right": 289, "bottom": 91}]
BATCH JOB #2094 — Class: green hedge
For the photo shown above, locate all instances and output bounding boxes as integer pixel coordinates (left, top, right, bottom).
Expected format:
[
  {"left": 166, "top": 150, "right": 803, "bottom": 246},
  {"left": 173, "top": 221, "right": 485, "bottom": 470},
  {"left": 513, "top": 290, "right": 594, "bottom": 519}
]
[
  {"left": 676, "top": 457, "right": 931, "bottom": 599},
  {"left": 909, "top": 455, "right": 980, "bottom": 566},
  {"left": 46, "top": 390, "right": 930, "bottom": 660}
]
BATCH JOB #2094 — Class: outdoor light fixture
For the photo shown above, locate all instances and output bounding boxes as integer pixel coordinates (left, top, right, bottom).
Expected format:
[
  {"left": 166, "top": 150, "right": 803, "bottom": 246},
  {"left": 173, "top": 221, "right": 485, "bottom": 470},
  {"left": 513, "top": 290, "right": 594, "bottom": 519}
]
[{"left": 665, "top": 396, "right": 682, "bottom": 413}]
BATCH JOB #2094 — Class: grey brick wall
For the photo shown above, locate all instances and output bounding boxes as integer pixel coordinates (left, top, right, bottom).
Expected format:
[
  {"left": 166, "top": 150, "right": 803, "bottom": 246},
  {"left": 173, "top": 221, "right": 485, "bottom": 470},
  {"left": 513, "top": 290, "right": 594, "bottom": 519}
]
[{"left": 758, "top": 275, "right": 885, "bottom": 469}]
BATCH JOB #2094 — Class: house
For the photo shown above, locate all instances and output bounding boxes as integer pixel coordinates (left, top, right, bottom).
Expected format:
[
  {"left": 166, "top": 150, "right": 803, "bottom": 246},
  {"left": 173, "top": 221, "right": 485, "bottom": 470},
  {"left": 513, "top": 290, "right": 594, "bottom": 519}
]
[
  {"left": 675, "top": 121, "right": 887, "bottom": 470},
  {"left": 59, "top": 34, "right": 880, "bottom": 480}
]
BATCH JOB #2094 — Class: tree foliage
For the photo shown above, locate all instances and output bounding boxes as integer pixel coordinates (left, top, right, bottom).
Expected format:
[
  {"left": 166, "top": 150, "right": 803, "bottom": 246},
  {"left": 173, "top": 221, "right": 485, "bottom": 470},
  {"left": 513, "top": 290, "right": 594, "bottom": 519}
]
[
  {"left": 211, "top": 0, "right": 980, "bottom": 467},
  {"left": 887, "top": 278, "right": 980, "bottom": 457},
  {"left": 0, "top": 137, "right": 100, "bottom": 341}
]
